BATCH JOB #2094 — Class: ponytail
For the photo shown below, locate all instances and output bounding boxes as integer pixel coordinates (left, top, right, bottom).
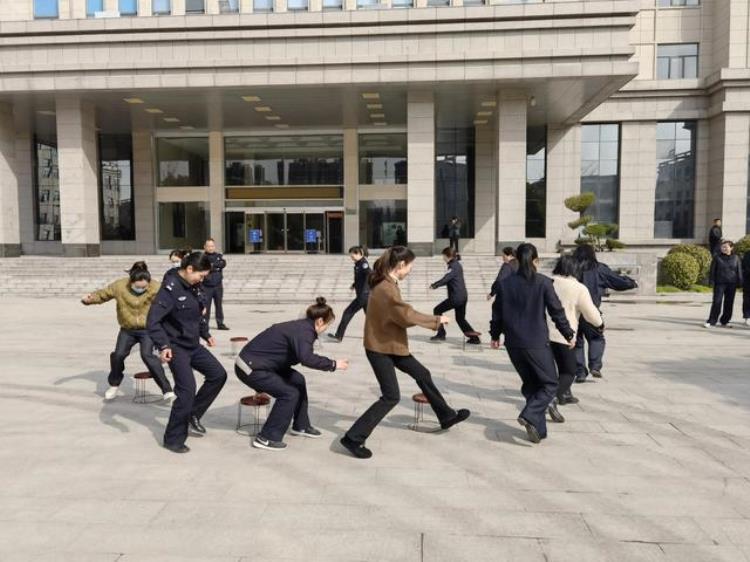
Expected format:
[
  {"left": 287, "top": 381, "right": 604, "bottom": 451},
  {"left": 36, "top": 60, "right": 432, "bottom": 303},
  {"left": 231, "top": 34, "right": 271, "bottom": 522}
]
[
  {"left": 306, "top": 296, "right": 335, "bottom": 324},
  {"left": 369, "top": 245, "right": 416, "bottom": 288},
  {"left": 516, "top": 243, "right": 539, "bottom": 281}
]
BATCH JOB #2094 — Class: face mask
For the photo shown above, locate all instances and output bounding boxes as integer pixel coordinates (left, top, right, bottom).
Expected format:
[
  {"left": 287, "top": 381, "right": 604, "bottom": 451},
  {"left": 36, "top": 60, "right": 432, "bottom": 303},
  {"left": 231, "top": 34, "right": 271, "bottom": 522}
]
[
  {"left": 171, "top": 262, "right": 180, "bottom": 268},
  {"left": 131, "top": 285, "right": 147, "bottom": 295}
]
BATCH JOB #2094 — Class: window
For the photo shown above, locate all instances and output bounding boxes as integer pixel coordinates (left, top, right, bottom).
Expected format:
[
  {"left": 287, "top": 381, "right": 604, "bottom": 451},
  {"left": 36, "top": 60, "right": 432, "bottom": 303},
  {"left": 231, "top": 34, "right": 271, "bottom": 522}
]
[
  {"left": 581, "top": 123, "right": 620, "bottom": 227},
  {"left": 153, "top": 0, "right": 171, "bottom": 15},
  {"left": 357, "top": 0, "right": 381, "bottom": 8},
  {"left": 657, "top": 44, "right": 699, "bottom": 79},
  {"left": 427, "top": 0, "right": 450, "bottom": 5},
  {"left": 33, "top": 0, "right": 59, "bottom": 19},
  {"left": 118, "top": 0, "right": 138, "bottom": 15},
  {"left": 323, "top": 0, "right": 343, "bottom": 9},
  {"left": 225, "top": 135, "right": 343, "bottom": 186},
  {"left": 288, "top": 0, "right": 308, "bottom": 10},
  {"left": 359, "top": 134, "right": 407, "bottom": 185},
  {"left": 254, "top": 0, "right": 273, "bottom": 12},
  {"left": 462, "top": 0, "right": 484, "bottom": 4},
  {"left": 86, "top": 0, "right": 104, "bottom": 17},
  {"left": 658, "top": 0, "right": 699, "bottom": 6},
  {"left": 158, "top": 202, "right": 210, "bottom": 250},
  {"left": 33, "top": 139, "right": 60, "bottom": 241},
  {"left": 360, "top": 201, "right": 407, "bottom": 249},
  {"left": 186, "top": 0, "right": 205, "bottom": 13},
  {"left": 654, "top": 121, "right": 697, "bottom": 238},
  {"left": 525, "top": 126, "right": 546, "bottom": 238},
  {"left": 157, "top": 137, "right": 209, "bottom": 187},
  {"left": 392, "top": 0, "right": 413, "bottom": 6},
  {"left": 436, "top": 128, "right": 475, "bottom": 239},
  {"left": 219, "top": 0, "right": 240, "bottom": 12},
  {"left": 99, "top": 135, "right": 135, "bottom": 241}
]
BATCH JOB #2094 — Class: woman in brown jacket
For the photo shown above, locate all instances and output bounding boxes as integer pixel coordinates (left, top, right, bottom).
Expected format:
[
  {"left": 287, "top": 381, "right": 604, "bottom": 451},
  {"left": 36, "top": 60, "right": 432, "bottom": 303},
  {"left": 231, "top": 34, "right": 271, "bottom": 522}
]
[{"left": 340, "top": 246, "right": 471, "bottom": 459}]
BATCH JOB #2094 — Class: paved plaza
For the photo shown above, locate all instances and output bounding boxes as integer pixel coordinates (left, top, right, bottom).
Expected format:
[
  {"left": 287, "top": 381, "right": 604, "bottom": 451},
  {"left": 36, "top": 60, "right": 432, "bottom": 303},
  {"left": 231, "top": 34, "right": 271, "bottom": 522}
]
[{"left": 2, "top": 294, "right": 750, "bottom": 561}]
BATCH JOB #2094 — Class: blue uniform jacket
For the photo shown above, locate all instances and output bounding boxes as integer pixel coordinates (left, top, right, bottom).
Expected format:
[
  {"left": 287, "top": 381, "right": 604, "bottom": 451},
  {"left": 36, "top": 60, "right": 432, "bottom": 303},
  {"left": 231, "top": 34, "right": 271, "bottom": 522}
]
[
  {"left": 203, "top": 252, "right": 227, "bottom": 288},
  {"left": 147, "top": 270, "right": 211, "bottom": 350},
  {"left": 352, "top": 258, "right": 371, "bottom": 300},
  {"left": 431, "top": 258, "right": 468, "bottom": 304}
]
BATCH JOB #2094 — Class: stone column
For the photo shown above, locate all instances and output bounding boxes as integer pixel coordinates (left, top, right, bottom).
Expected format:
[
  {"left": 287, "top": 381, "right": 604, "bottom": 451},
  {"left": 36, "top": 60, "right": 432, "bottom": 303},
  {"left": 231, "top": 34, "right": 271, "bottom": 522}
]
[
  {"left": 56, "top": 96, "right": 101, "bottom": 257},
  {"left": 132, "top": 118, "right": 157, "bottom": 253},
  {"left": 343, "top": 127, "right": 359, "bottom": 249},
  {"left": 496, "top": 91, "right": 527, "bottom": 251},
  {"left": 468, "top": 122, "right": 495, "bottom": 254},
  {"left": 618, "top": 121, "right": 656, "bottom": 241},
  {"left": 406, "top": 89, "right": 435, "bottom": 256},
  {"left": 0, "top": 103, "right": 21, "bottom": 257},
  {"left": 208, "top": 130, "right": 225, "bottom": 246},
  {"left": 545, "top": 124, "right": 581, "bottom": 250},
  {"left": 172, "top": 0, "right": 186, "bottom": 15},
  {"left": 14, "top": 103, "right": 39, "bottom": 254}
]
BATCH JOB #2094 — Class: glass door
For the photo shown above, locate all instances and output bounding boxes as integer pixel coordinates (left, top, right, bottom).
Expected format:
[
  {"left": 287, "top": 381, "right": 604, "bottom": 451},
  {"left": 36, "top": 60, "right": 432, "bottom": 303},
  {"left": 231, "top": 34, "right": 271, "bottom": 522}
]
[
  {"left": 286, "top": 213, "right": 305, "bottom": 251},
  {"left": 245, "top": 212, "right": 264, "bottom": 253},
  {"left": 266, "top": 213, "right": 286, "bottom": 251}
]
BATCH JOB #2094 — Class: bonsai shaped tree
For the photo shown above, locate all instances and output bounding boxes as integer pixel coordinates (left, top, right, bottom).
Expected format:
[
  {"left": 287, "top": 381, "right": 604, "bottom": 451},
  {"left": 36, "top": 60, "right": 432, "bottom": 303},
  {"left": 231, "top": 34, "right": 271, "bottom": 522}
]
[{"left": 564, "top": 192, "right": 624, "bottom": 252}]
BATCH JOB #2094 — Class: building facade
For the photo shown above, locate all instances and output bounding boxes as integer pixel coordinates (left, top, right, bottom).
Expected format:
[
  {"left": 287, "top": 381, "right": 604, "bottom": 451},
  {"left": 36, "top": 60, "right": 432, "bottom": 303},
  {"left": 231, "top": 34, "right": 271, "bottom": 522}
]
[{"left": 0, "top": 0, "right": 748, "bottom": 257}]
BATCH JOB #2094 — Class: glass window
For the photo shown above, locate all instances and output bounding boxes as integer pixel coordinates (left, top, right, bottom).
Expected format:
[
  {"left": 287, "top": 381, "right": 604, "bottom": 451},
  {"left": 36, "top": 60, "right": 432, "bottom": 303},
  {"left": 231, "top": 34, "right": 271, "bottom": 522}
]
[
  {"left": 99, "top": 134, "right": 135, "bottom": 241},
  {"left": 153, "top": 0, "right": 171, "bottom": 14},
  {"left": 288, "top": 0, "right": 308, "bottom": 10},
  {"left": 254, "top": 0, "right": 273, "bottom": 11},
  {"left": 119, "top": 0, "right": 138, "bottom": 15},
  {"left": 225, "top": 135, "right": 343, "bottom": 186},
  {"left": 357, "top": 0, "right": 381, "bottom": 8},
  {"left": 34, "top": 0, "right": 59, "bottom": 18},
  {"left": 658, "top": 0, "right": 699, "bottom": 6},
  {"left": 186, "top": 0, "right": 205, "bottom": 13},
  {"left": 436, "top": 128, "right": 475, "bottom": 239},
  {"left": 323, "top": 0, "right": 343, "bottom": 9},
  {"left": 656, "top": 43, "right": 699, "bottom": 79},
  {"left": 360, "top": 201, "right": 407, "bottom": 249},
  {"left": 218, "top": 0, "right": 239, "bottom": 12},
  {"left": 157, "top": 137, "right": 209, "bottom": 187},
  {"left": 359, "top": 134, "right": 407, "bottom": 185},
  {"left": 462, "top": 0, "right": 483, "bottom": 4},
  {"left": 654, "top": 121, "right": 696, "bottom": 238},
  {"left": 86, "top": 0, "right": 104, "bottom": 16},
  {"left": 159, "top": 202, "right": 210, "bottom": 250},
  {"left": 526, "top": 126, "right": 546, "bottom": 238},
  {"left": 427, "top": 0, "right": 450, "bottom": 5},
  {"left": 34, "top": 139, "right": 60, "bottom": 241},
  {"left": 580, "top": 123, "right": 620, "bottom": 228},
  {"left": 392, "top": 0, "right": 413, "bottom": 6}
]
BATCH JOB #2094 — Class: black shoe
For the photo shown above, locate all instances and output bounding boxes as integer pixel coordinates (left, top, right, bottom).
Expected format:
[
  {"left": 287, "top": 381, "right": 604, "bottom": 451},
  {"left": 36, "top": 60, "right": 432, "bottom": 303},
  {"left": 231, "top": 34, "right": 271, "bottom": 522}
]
[
  {"left": 440, "top": 408, "right": 471, "bottom": 430},
  {"left": 327, "top": 333, "right": 342, "bottom": 342},
  {"left": 558, "top": 394, "right": 579, "bottom": 405},
  {"left": 189, "top": 415, "right": 206, "bottom": 434},
  {"left": 217, "top": 323, "right": 230, "bottom": 330},
  {"left": 164, "top": 443, "right": 190, "bottom": 454},
  {"left": 590, "top": 369, "right": 603, "bottom": 378},
  {"left": 517, "top": 416, "right": 541, "bottom": 443},
  {"left": 547, "top": 400, "right": 565, "bottom": 423},
  {"left": 340, "top": 435, "right": 373, "bottom": 459},
  {"left": 430, "top": 334, "right": 446, "bottom": 342},
  {"left": 290, "top": 426, "right": 322, "bottom": 439},
  {"left": 466, "top": 337, "right": 481, "bottom": 345},
  {"left": 574, "top": 375, "right": 588, "bottom": 384},
  {"left": 252, "top": 436, "right": 287, "bottom": 451}
]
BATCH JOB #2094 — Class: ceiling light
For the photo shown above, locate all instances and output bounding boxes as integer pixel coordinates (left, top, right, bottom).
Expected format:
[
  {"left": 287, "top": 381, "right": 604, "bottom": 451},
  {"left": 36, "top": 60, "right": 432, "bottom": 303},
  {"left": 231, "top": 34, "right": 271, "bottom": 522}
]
[
  {"left": 366, "top": 103, "right": 383, "bottom": 110},
  {"left": 476, "top": 111, "right": 492, "bottom": 117},
  {"left": 123, "top": 97, "right": 144, "bottom": 104},
  {"left": 275, "top": 124, "right": 289, "bottom": 129},
  {"left": 241, "top": 96, "right": 261, "bottom": 102},
  {"left": 361, "top": 93, "right": 380, "bottom": 100},
  {"left": 265, "top": 116, "right": 281, "bottom": 121},
  {"left": 373, "top": 122, "right": 387, "bottom": 126},
  {"left": 481, "top": 100, "right": 496, "bottom": 107},
  {"left": 370, "top": 113, "right": 385, "bottom": 119},
  {"left": 254, "top": 106, "right": 272, "bottom": 112},
  {"left": 163, "top": 117, "right": 180, "bottom": 123},
  {"left": 180, "top": 125, "right": 195, "bottom": 130},
  {"left": 473, "top": 120, "right": 488, "bottom": 125},
  {"left": 36, "top": 110, "right": 55, "bottom": 116},
  {"left": 145, "top": 108, "right": 163, "bottom": 114}
]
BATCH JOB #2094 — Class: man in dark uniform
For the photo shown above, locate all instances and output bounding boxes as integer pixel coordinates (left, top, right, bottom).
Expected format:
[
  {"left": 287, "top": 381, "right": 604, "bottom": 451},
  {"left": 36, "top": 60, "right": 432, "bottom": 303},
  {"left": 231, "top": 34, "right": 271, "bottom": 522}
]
[
  {"left": 448, "top": 216, "right": 461, "bottom": 253},
  {"left": 328, "top": 246, "right": 370, "bottom": 342},
  {"left": 709, "top": 218, "right": 722, "bottom": 256},
  {"left": 202, "top": 238, "right": 229, "bottom": 330}
]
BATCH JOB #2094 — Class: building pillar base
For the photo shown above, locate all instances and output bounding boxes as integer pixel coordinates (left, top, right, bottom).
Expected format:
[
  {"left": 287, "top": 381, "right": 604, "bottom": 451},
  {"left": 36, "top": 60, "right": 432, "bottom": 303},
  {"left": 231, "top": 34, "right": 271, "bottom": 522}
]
[
  {"left": 495, "top": 241, "right": 524, "bottom": 255},
  {"left": 409, "top": 242, "right": 434, "bottom": 257},
  {"left": 62, "top": 243, "right": 101, "bottom": 257},
  {"left": 0, "top": 243, "right": 21, "bottom": 257}
]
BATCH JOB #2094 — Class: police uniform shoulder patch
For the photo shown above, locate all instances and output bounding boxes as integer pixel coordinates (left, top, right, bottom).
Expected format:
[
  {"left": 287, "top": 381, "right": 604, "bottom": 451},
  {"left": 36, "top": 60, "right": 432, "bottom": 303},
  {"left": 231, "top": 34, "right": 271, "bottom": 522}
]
[
  {"left": 165, "top": 282, "right": 174, "bottom": 292},
  {"left": 362, "top": 263, "right": 369, "bottom": 269},
  {"left": 178, "top": 296, "right": 187, "bottom": 301}
]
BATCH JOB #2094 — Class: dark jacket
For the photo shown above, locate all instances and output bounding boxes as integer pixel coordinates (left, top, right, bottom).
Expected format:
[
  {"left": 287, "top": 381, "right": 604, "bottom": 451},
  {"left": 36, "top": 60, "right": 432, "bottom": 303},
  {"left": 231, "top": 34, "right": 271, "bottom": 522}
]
[
  {"left": 147, "top": 271, "right": 211, "bottom": 350},
  {"left": 710, "top": 253, "right": 742, "bottom": 287},
  {"left": 238, "top": 318, "right": 336, "bottom": 373},
  {"left": 742, "top": 253, "right": 750, "bottom": 286},
  {"left": 448, "top": 222, "right": 461, "bottom": 240},
  {"left": 579, "top": 263, "right": 637, "bottom": 308},
  {"left": 490, "top": 272, "right": 574, "bottom": 348},
  {"left": 709, "top": 225, "right": 723, "bottom": 252},
  {"left": 431, "top": 258, "right": 468, "bottom": 304},
  {"left": 489, "top": 260, "right": 519, "bottom": 297},
  {"left": 351, "top": 257, "right": 371, "bottom": 300},
  {"left": 203, "top": 252, "right": 226, "bottom": 287}
]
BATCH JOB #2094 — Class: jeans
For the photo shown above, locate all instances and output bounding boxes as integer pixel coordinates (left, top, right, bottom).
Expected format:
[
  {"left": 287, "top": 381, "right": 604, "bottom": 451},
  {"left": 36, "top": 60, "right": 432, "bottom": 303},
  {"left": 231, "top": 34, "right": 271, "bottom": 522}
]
[
  {"left": 433, "top": 299, "right": 475, "bottom": 337},
  {"left": 109, "top": 329, "right": 172, "bottom": 393},
  {"left": 506, "top": 346, "right": 558, "bottom": 439}
]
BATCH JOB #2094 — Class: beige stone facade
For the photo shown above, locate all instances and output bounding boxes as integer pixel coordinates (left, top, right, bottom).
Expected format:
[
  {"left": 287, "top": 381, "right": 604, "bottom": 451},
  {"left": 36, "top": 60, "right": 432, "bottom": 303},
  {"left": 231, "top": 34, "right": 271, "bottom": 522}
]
[{"left": 0, "top": 0, "right": 747, "bottom": 257}]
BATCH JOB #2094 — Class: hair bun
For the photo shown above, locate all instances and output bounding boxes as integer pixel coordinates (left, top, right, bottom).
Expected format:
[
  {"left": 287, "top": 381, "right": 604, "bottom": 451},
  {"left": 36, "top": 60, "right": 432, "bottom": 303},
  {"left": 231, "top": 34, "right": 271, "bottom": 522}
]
[
  {"left": 129, "top": 260, "right": 149, "bottom": 272},
  {"left": 315, "top": 296, "right": 327, "bottom": 306}
]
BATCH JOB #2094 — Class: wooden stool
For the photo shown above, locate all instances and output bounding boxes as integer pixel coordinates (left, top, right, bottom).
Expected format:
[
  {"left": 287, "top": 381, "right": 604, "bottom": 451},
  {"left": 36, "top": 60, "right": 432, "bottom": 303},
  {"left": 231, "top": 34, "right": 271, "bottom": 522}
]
[
  {"left": 462, "top": 331, "right": 482, "bottom": 352},
  {"left": 236, "top": 393, "right": 272, "bottom": 437},
  {"left": 132, "top": 372, "right": 162, "bottom": 404},
  {"left": 409, "top": 393, "right": 430, "bottom": 431},
  {"left": 230, "top": 337, "right": 249, "bottom": 357}
]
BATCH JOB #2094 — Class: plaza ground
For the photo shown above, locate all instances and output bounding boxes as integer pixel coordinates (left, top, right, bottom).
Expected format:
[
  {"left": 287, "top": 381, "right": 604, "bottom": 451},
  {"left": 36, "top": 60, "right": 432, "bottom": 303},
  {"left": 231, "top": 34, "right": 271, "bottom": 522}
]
[{"left": 1, "top": 295, "right": 750, "bottom": 561}]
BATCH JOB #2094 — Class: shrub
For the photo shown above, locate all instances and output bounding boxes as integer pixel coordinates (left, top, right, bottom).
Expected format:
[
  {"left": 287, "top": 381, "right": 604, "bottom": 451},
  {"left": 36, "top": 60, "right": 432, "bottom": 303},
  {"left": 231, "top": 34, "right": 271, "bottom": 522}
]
[
  {"left": 660, "top": 252, "right": 700, "bottom": 290},
  {"left": 668, "top": 244, "right": 711, "bottom": 284},
  {"left": 564, "top": 193, "right": 596, "bottom": 213},
  {"left": 606, "top": 239, "right": 626, "bottom": 251},
  {"left": 735, "top": 235, "right": 750, "bottom": 257}
]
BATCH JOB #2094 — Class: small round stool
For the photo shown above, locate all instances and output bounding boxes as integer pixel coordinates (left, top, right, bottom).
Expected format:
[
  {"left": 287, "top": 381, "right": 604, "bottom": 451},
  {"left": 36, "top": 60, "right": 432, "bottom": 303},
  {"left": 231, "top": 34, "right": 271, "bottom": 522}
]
[
  {"left": 236, "top": 393, "right": 272, "bottom": 437},
  {"left": 230, "top": 337, "right": 249, "bottom": 357},
  {"left": 132, "top": 372, "right": 162, "bottom": 404},
  {"left": 463, "top": 331, "right": 482, "bottom": 351},
  {"left": 409, "top": 393, "right": 430, "bottom": 431}
]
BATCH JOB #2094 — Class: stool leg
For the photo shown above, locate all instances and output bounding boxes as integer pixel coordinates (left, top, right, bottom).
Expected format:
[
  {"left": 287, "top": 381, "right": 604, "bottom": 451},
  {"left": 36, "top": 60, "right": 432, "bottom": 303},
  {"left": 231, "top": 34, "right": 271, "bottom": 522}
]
[
  {"left": 236, "top": 402, "right": 242, "bottom": 431},
  {"left": 253, "top": 406, "right": 261, "bottom": 437}
]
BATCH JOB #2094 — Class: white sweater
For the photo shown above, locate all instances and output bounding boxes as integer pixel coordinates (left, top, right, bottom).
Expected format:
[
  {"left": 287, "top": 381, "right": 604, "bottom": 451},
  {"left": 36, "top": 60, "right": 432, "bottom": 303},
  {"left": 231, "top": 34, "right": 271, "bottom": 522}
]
[{"left": 548, "top": 275, "right": 603, "bottom": 345}]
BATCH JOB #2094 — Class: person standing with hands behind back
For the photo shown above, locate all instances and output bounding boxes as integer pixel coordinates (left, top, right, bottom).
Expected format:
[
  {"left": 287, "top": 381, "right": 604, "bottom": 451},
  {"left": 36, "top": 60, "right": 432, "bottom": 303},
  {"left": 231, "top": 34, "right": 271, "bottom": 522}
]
[
  {"left": 705, "top": 240, "right": 743, "bottom": 328},
  {"left": 448, "top": 216, "right": 461, "bottom": 253},
  {"left": 202, "top": 238, "right": 229, "bottom": 331}
]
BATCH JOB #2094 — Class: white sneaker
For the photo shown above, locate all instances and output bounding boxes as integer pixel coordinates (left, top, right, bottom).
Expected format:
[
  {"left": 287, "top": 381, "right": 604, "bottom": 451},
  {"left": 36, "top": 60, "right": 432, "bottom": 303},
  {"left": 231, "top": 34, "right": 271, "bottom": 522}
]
[
  {"left": 163, "top": 391, "right": 177, "bottom": 402},
  {"left": 744, "top": 319, "right": 750, "bottom": 327},
  {"left": 104, "top": 386, "right": 119, "bottom": 400},
  {"left": 703, "top": 322, "right": 713, "bottom": 329}
]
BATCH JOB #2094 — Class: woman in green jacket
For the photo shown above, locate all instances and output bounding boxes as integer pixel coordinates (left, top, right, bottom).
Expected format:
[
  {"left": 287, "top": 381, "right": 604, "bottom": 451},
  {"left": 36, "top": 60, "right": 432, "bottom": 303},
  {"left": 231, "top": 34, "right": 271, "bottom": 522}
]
[{"left": 82, "top": 261, "right": 175, "bottom": 401}]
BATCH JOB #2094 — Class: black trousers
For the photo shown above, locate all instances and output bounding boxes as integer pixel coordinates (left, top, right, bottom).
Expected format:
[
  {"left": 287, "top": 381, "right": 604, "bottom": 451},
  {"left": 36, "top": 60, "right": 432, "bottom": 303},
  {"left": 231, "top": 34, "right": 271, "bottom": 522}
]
[
  {"left": 164, "top": 345, "right": 227, "bottom": 447},
  {"left": 433, "top": 299, "right": 475, "bottom": 337},
  {"left": 109, "top": 329, "right": 172, "bottom": 393},
  {"left": 744, "top": 280, "right": 750, "bottom": 319},
  {"left": 575, "top": 318, "right": 605, "bottom": 378},
  {"left": 708, "top": 283, "right": 737, "bottom": 325},
  {"left": 345, "top": 350, "right": 456, "bottom": 444},
  {"left": 550, "top": 342, "right": 577, "bottom": 400},
  {"left": 235, "top": 366, "right": 310, "bottom": 442},
  {"left": 204, "top": 284, "right": 224, "bottom": 325},
  {"left": 334, "top": 296, "right": 368, "bottom": 339},
  {"left": 449, "top": 237, "right": 460, "bottom": 252},
  {"left": 506, "top": 346, "right": 558, "bottom": 439}
]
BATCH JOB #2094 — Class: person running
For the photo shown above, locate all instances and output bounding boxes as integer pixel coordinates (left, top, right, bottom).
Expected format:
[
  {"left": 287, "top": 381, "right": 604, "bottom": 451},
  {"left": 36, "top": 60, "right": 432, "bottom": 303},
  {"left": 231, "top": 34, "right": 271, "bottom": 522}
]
[
  {"left": 705, "top": 239, "right": 743, "bottom": 328},
  {"left": 572, "top": 244, "right": 637, "bottom": 382},
  {"left": 490, "top": 243, "right": 575, "bottom": 443},
  {"left": 147, "top": 252, "right": 227, "bottom": 454},
  {"left": 548, "top": 254, "right": 604, "bottom": 407},
  {"left": 82, "top": 261, "right": 175, "bottom": 402},
  {"left": 487, "top": 246, "right": 518, "bottom": 301},
  {"left": 202, "top": 238, "right": 229, "bottom": 331},
  {"left": 235, "top": 297, "right": 350, "bottom": 451},
  {"left": 328, "top": 246, "right": 370, "bottom": 342},
  {"left": 429, "top": 247, "right": 480, "bottom": 345},
  {"left": 340, "top": 246, "right": 471, "bottom": 460}
]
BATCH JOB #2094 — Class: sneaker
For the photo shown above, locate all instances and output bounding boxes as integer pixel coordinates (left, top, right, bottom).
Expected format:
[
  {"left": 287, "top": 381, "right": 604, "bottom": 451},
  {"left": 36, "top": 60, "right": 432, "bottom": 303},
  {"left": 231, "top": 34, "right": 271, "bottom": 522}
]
[
  {"left": 163, "top": 391, "right": 177, "bottom": 402},
  {"left": 340, "top": 435, "right": 373, "bottom": 459},
  {"left": 703, "top": 322, "right": 714, "bottom": 328},
  {"left": 547, "top": 400, "right": 565, "bottom": 423},
  {"left": 745, "top": 319, "right": 750, "bottom": 327},
  {"left": 326, "top": 333, "right": 342, "bottom": 342},
  {"left": 574, "top": 375, "right": 588, "bottom": 384},
  {"left": 590, "top": 369, "right": 603, "bottom": 379},
  {"left": 517, "top": 416, "right": 541, "bottom": 444},
  {"left": 104, "top": 386, "right": 119, "bottom": 400},
  {"left": 290, "top": 427, "right": 322, "bottom": 439},
  {"left": 430, "top": 334, "right": 446, "bottom": 342},
  {"left": 252, "top": 436, "right": 287, "bottom": 451},
  {"left": 558, "top": 394, "right": 579, "bottom": 406},
  {"left": 720, "top": 323, "right": 733, "bottom": 329}
]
